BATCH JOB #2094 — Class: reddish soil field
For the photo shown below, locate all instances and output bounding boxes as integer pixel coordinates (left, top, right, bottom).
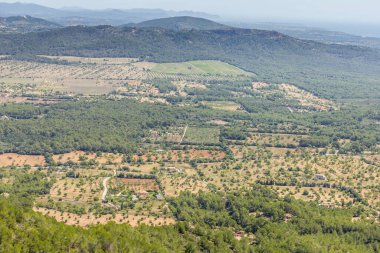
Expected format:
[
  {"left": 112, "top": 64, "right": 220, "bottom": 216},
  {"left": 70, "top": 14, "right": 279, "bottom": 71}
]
[
  {"left": 114, "top": 178, "right": 159, "bottom": 192},
  {"left": 0, "top": 153, "right": 45, "bottom": 167},
  {"left": 53, "top": 151, "right": 123, "bottom": 164}
]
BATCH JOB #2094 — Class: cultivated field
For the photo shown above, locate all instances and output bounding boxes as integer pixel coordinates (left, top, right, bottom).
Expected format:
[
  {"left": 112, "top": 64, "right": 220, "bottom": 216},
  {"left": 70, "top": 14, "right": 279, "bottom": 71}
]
[
  {"left": 202, "top": 101, "right": 243, "bottom": 111},
  {"left": 150, "top": 60, "right": 255, "bottom": 77}
]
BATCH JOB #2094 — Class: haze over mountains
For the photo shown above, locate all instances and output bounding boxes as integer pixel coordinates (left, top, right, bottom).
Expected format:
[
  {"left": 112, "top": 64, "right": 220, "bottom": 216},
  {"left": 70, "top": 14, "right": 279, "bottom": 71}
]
[
  {"left": 1, "top": 1, "right": 379, "bottom": 51},
  {"left": 232, "top": 22, "right": 380, "bottom": 50},
  {"left": 0, "top": 15, "right": 61, "bottom": 33},
  {"left": 127, "top": 16, "right": 231, "bottom": 31},
  {"left": 0, "top": 2, "right": 218, "bottom": 26}
]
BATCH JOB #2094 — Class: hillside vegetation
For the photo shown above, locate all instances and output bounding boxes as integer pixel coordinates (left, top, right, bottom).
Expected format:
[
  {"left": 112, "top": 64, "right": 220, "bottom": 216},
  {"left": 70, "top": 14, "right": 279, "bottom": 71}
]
[
  {"left": 1, "top": 180, "right": 380, "bottom": 252},
  {"left": 0, "top": 15, "right": 61, "bottom": 33},
  {"left": 0, "top": 14, "right": 380, "bottom": 253},
  {"left": 129, "top": 16, "right": 231, "bottom": 31},
  {"left": 0, "top": 25, "right": 379, "bottom": 98}
]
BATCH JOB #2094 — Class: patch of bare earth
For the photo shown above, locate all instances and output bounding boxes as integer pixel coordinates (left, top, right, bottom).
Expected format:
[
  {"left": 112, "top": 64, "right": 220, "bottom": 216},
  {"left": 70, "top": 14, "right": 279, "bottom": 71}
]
[
  {"left": 208, "top": 120, "right": 229, "bottom": 125},
  {"left": 279, "top": 83, "right": 337, "bottom": 111},
  {"left": 53, "top": 151, "right": 123, "bottom": 165},
  {"left": 0, "top": 153, "right": 45, "bottom": 167},
  {"left": 252, "top": 82, "right": 270, "bottom": 90}
]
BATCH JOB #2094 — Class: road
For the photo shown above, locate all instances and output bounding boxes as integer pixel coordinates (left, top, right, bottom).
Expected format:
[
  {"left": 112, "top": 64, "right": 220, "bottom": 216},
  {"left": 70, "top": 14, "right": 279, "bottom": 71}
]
[
  {"left": 101, "top": 170, "right": 116, "bottom": 202},
  {"left": 179, "top": 125, "right": 188, "bottom": 144},
  {"left": 101, "top": 177, "right": 111, "bottom": 202}
]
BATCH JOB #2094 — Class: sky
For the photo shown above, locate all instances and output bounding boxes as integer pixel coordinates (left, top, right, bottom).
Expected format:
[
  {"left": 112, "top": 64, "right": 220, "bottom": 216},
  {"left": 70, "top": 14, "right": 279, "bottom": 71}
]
[{"left": 3, "top": 0, "right": 380, "bottom": 25}]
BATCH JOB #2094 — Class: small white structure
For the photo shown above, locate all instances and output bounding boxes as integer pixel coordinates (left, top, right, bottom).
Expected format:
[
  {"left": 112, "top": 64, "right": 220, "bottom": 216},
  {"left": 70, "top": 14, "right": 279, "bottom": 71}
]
[
  {"left": 0, "top": 115, "right": 10, "bottom": 121},
  {"left": 314, "top": 174, "right": 327, "bottom": 181},
  {"left": 165, "top": 167, "right": 183, "bottom": 174}
]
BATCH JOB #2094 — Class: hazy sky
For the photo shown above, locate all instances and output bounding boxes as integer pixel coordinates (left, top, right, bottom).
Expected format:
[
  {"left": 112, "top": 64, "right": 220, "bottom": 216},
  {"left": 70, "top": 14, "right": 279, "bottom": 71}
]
[{"left": 3, "top": 0, "right": 380, "bottom": 24}]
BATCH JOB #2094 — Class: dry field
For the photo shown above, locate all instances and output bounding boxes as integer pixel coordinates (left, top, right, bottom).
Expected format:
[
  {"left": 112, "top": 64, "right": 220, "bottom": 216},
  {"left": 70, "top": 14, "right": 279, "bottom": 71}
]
[
  {"left": 111, "top": 178, "right": 160, "bottom": 192},
  {"left": 34, "top": 165, "right": 173, "bottom": 227},
  {"left": 229, "top": 145, "right": 324, "bottom": 159},
  {"left": 0, "top": 58, "right": 254, "bottom": 99},
  {"left": 34, "top": 207, "right": 175, "bottom": 227},
  {"left": 157, "top": 147, "right": 379, "bottom": 210},
  {"left": 2, "top": 145, "right": 378, "bottom": 226},
  {"left": 0, "top": 60, "right": 146, "bottom": 80},
  {"left": 250, "top": 81, "right": 337, "bottom": 112},
  {"left": 279, "top": 83, "right": 337, "bottom": 111},
  {"left": 364, "top": 154, "right": 380, "bottom": 165},
  {"left": 53, "top": 151, "right": 123, "bottom": 165},
  {"left": 131, "top": 149, "right": 225, "bottom": 162},
  {"left": 47, "top": 177, "right": 103, "bottom": 205},
  {"left": 0, "top": 153, "right": 45, "bottom": 167},
  {"left": 0, "top": 60, "right": 147, "bottom": 96},
  {"left": 0, "top": 149, "right": 225, "bottom": 169},
  {"left": 252, "top": 82, "right": 270, "bottom": 90},
  {"left": 273, "top": 186, "right": 353, "bottom": 207}
]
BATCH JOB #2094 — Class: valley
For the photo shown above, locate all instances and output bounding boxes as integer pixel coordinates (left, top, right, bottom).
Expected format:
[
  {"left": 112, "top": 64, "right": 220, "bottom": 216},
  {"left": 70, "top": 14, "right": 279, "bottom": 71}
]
[{"left": 0, "top": 12, "right": 379, "bottom": 253}]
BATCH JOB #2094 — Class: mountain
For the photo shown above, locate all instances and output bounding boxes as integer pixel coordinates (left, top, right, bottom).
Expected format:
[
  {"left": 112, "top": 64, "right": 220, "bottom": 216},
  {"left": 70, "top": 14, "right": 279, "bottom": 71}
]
[
  {"left": 0, "top": 15, "right": 62, "bottom": 33},
  {"left": 0, "top": 24, "right": 379, "bottom": 99},
  {"left": 0, "top": 2, "right": 59, "bottom": 17},
  {"left": 129, "top": 16, "right": 231, "bottom": 31},
  {"left": 233, "top": 22, "right": 380, "bottom": 50},
  {"left": 0, "top": 2, "right": 218, "bottom": 26},
  {"left": 275, "top": 27, "right": 380, "bottom": 50}
]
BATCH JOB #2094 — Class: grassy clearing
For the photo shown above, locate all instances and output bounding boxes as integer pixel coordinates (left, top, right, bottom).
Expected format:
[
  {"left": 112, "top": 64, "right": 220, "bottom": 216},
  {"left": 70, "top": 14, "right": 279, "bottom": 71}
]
[
  {"left": 183, "top": 126, "right": 220, "bottom": 144},
  {"left": 151, "top": 60, "right": 255, "bottom": 76},
  {"left": 202, "top": 101, "right": 243, "bottom": 111}
]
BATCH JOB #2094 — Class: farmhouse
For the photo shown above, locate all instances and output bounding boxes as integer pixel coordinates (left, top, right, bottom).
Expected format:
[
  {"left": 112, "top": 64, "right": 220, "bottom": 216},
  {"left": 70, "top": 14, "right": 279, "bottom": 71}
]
[
  {"left": 314, "top": 174, "right": 327, "bottom": 181},
  {"left": 165, "top": 166, "right": 183, "bottom": 174}
]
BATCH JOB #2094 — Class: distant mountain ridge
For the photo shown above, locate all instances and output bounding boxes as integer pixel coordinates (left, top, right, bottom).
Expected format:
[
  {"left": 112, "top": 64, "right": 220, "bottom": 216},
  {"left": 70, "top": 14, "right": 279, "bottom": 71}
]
[
  {"left": 233, "top": 22, "right": 380, "bottom": 50},
  {"left": 0, "top": 2, "right": 219, "bottom": 26},
  {"left": 128, "top": 16, "right": 231, "bottom": 31},
  {"left": 0, "top": 15, "right": 61, "bottom": 33},
  {"left": 0, "top": 24, "right": 379, "bottom": 99}
]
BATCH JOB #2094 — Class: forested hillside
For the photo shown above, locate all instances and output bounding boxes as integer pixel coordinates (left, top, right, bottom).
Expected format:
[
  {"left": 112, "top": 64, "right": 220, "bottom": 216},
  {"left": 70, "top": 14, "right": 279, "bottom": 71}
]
[
  {"left": 0, "top": 98, "right": 378, "bottom": 154},
  {"left": 0, "top": 25, "right": 379, "bottom": 98},
  {"left": 129, "top": 16, "right": 231, "bottom": 31},
  {"left": 1, "top": 180, "right": 380, "bottom": 252},
  {"left": 0, "top": 15, "right": 61, "bottom": 33}
]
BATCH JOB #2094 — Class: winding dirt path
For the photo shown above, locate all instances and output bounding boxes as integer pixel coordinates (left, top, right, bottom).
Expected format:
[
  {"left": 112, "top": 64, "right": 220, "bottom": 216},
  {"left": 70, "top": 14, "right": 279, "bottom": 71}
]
[
  {"left": 179, "top": 125, "right": 188, "bottom": 144},
  {"left": 101, "top": 177, "right": 111, "bottom": 202}
]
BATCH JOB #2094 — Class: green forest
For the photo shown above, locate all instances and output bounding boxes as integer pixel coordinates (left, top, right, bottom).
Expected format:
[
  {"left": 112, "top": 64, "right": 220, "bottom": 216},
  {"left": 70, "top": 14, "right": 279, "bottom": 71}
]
[{"left": 0, "top": 98, "right": 378, "bottom": 155}]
